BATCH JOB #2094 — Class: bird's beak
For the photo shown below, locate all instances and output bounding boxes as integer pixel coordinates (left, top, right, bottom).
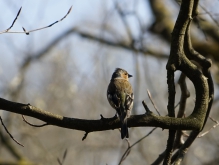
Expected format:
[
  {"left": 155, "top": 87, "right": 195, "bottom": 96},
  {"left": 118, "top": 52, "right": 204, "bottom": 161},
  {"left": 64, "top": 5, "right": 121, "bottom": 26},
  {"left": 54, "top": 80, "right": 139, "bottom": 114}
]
[{"left": 128, "top": 74, "right": 133, "bottom": 78}]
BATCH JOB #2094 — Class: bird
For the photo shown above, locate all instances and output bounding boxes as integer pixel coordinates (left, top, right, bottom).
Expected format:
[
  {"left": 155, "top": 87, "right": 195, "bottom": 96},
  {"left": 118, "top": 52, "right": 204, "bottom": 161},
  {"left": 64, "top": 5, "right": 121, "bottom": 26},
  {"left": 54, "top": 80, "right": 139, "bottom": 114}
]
[{"left": 107, "top": 68, "right": 134, "bottom": 139}]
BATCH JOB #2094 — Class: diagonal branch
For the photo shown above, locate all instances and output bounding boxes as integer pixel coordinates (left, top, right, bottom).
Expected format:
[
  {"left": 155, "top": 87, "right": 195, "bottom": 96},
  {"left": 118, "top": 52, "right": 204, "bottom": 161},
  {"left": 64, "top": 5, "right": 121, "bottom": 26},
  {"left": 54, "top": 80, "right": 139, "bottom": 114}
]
[
  {"left": 119, "top": 127, "right": 157, "bottom": 165},
  {"left": 0, "top": 116, "right": 24, "bottom": 147},
  {"left": 147, "top": 90, "right": 160, "bottom": 116},
  {"left": 4, "top": 7, "right": 22, "bottom": 33}
]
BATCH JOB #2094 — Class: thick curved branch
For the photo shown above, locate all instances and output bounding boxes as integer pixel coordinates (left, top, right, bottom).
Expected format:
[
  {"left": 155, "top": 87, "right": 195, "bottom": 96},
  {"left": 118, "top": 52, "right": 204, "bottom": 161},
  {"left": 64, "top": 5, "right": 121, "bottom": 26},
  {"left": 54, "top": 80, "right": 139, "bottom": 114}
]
[
  {"left": 164, "top": 0, "right": 212, "bottom": 164},
  {"left": 183, "top": 5, "right": 214, "bottom": 132},
  {"left": 169, "top": 1, "right": 214, "bottom": 163},
  {"left": 166, "top": 0, "right": 209, "bottom": 128},
  {"left": 164, "top": 1, "right": 195, "bottom": 164}
]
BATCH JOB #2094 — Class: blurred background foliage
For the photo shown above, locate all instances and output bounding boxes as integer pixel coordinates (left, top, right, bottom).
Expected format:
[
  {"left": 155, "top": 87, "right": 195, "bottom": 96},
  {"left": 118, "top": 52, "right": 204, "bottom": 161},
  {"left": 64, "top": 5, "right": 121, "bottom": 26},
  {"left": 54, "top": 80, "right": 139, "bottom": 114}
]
[{"left": 0, "top": 0, "right": 219, "bottom": 164}]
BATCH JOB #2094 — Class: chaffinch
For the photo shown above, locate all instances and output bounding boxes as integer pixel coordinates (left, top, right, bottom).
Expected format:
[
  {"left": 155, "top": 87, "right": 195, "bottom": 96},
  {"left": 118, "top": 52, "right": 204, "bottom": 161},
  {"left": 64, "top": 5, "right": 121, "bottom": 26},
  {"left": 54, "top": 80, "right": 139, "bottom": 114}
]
[{"left": 107, "top": 68, "right": 134, "bottom": 139}]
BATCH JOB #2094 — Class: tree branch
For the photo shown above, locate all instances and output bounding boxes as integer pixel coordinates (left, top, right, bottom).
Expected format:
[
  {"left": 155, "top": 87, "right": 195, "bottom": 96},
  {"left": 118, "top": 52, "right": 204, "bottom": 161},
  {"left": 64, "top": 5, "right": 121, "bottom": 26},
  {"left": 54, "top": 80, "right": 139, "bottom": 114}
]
[
  {"left": 163, "top": 69, "right": 176, "bottom": 165},
  {"left": 119, "top": 128, "right": 157, "bottom": 165},
  {"left": 0, "top": 97, "right": 209, "bottom": 136},
  {"left": 0, "top": 116, "right": 24, "bottom": 147},
  {"left": 0, "top": 6, "right": 72, "bottom": 35},
  {"left": 3, "top": 7, "right": 22, "bottom": 33},
  {"left": 163, "top": 0, "right": 211, "bottom": 164}
]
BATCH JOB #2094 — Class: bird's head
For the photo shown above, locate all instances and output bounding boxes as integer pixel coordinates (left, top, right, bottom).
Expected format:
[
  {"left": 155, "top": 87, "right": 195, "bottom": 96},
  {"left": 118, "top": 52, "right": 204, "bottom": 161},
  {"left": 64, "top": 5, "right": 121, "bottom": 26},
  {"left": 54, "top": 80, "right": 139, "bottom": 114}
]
[{"left": 111, "top": 68, "right": 132, "bottom": 81}]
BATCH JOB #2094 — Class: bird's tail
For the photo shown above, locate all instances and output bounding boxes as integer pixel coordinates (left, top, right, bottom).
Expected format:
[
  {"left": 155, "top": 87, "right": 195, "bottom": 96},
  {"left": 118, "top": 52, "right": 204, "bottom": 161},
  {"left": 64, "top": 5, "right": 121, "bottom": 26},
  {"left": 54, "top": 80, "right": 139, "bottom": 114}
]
[{"left": 121, "top": 118, "right": 129, "bottom": 139}]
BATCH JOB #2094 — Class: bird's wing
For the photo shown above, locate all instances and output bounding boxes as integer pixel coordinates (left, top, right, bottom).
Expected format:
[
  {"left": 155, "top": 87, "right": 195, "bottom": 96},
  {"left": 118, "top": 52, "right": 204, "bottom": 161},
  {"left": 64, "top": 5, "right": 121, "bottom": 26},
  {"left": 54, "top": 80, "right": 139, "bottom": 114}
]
[{"left": 107, "top": 81, "right": 120, "bottom": 110}]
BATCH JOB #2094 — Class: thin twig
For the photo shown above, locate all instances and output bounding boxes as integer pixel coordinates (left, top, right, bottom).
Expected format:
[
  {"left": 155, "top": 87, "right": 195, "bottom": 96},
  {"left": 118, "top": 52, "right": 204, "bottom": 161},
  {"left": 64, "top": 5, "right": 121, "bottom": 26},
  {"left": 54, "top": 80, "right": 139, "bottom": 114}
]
[
  {"left": 182, "top": 117, "right": 219, "bottom": 138},
  {"left": 21, "top": 6, "right": 73, "bottom": 34},
  {"left": 57, "top": 158, "right": 62, "bottom": 165},
  {"left": 198, "top": 122, "right": 219, "bottom": 138},
  {"left": 0, "top": 116, "right": 24, "bottom": 147},
  {"left": 147, "top": 89, "right": 160, "bottom": 116},
  {"left": 174, "top": 101, "right": 180, "bottom": 109},
  {"left": 119, "top": 138, "right": 131, "bottom": 165},
  {"left": 142, "top": 100, "right": 152, "bottom": 113},
  {"left": 0, "top": 7, "right": 22, "bottom": 34},
  {"left": 199, "top": 4, "right": 219, "bottom": 27},
  {"left": 118, "top": 128, "right": 157, "bottom": 164},
  {"left": 209, "top": 116, "right": 218, "bottom": 124},
  {"left": 22, "top": 115, "right": 49, "bottom": 127},
  {"left": 172, "top": 131, "right": 199, "bottom": 165},
  {"left": 114, "top": 1, "right": 133, "bottom": 40},
  {"left": 57, "top": 148, "right": 68, "bottom": 165},
  {"left": 62, "top": 149, "right": 68, "bottom": 162},
  {"left": 0, "top": 6, "right": 72, "bottom": 35},
  {"left": 172, "top": 73, "right": 189, "bottom": 155}
]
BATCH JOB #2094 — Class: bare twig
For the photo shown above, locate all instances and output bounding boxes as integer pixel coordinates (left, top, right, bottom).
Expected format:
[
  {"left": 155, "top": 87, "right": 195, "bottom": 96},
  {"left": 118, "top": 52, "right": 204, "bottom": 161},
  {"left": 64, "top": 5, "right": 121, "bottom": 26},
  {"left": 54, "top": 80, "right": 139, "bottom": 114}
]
[
  {"left": 22, "top": 115, "right": 49, "bottom": 127},
  {"left": 199, "top": 4, "right": 219, "bottom": 27},
  {"left": 174, "top": 101, "right": 180, "bottom": 109},
  {"left": 0, "top": 6, "right": 72, "bottom": 35},
  {"left": 119, "top": 128, "right": 157, "bottom": 164},
  {"left": 62, "top": 149, "right": 68, "bottom": 162},
  {"left": 166, "top": 73, "right": 190, "bottom": 164},
  {"left": 2, "top": 7, "right": 22, "bottom": 33},
  {"left": 198, "top": 117, "right": 219, "bottom": 137},
  {"left": 82, "top": 132, "right": 89, "bottom": 141},
  {"left": 114, "top": 1, "right": 133, "bottom": 41},
  {"left": 182, "top": 117, "right": 219, "bottom": 138},
  {"left": 57, "top": 149, "right": 68, "bottom": 165},
  {"left": 22, "top": 27, "right": 29, "bottom": 35},
  {"left": 142, "top": 100, "right": 152, "bottom": 113},
  {"left": 57, "top": 158, "right": 62, "bottom": 165},
  {"left": 118, "top": 138, "right": 131, "bottom": 165},
  {"left": 195, "top": 17, "right": 208, "bottom": 41},
  {"left": 147, "top": 89, "right": 160, "bottom": 116},
  {"left": 209, "top": 116, "right": 219, "bottom": 124},
  {"left": 0, "top": 116, "right": 24, "bottom": 147}
]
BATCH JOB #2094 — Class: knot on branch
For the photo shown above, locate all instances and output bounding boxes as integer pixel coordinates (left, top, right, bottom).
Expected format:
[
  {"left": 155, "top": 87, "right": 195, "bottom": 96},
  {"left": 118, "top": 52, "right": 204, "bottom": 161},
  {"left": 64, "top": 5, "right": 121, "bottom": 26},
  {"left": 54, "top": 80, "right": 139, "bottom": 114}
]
[
  {"left": 26, "top": 103, "right": 32, "bottom": 110},
  {"left": 166, "top": 63, "right": 177, "bottom": 72},
  {"left": 204, "top": 58, "right": 212, "bottom": 70}
]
